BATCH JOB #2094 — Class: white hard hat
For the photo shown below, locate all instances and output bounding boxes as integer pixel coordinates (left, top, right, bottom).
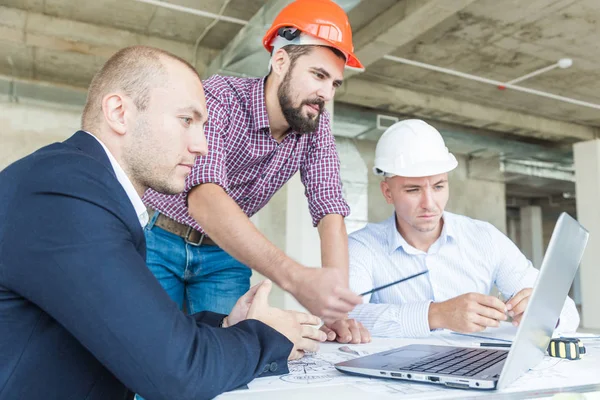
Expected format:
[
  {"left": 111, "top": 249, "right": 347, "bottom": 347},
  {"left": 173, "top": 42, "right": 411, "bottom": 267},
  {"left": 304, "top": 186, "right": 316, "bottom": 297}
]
[{"left": 373, "top": 119, "right": 458, "bottom": 177}]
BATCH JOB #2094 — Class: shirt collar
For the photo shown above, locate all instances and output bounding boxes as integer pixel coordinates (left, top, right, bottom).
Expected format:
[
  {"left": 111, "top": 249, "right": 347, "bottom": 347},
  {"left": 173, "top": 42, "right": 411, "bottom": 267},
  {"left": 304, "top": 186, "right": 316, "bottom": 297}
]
[
  {"left": 250, "top": 77, "right": 271, "bottom": 132},
  {"left": 441, "top": 212, "right": 457, "bottom": 244},
  {"left": 386, "top": 211, "right": 456, "bottom": 255},
  {"left": 386, "top": 214, "right": 411, "bottom": 254},
  {"left": 84, "top": 131, "right": 149, "bottom": 227}
]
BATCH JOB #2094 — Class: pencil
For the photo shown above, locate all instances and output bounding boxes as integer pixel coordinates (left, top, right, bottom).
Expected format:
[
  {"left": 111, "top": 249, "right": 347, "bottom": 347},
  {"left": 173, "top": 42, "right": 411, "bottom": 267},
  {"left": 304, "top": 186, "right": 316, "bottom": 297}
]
[{"left": 360, "top": 270, "right": 429, "bottom": 296}]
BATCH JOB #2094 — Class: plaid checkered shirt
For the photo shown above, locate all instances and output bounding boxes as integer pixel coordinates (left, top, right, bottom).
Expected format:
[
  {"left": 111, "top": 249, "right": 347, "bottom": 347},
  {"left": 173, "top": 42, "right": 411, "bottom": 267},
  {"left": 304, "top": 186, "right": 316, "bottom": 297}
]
[{"left": 143, "top": 75, "right": 350, "bottom": 234}]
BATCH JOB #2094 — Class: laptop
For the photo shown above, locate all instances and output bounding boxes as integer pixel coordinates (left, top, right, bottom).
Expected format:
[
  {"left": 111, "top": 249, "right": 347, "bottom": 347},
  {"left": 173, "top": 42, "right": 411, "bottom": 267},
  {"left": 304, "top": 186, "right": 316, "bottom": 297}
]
[{"left": 335, "top": 212, "right": 588, "bottom": 390}]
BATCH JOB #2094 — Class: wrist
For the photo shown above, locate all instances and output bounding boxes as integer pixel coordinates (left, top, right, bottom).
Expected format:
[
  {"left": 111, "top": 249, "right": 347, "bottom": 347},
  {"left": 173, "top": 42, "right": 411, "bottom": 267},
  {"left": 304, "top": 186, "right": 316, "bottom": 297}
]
[
  {"left": 279, "top": 259, "right": 304, "bottom": 293},
  {"left": 428, "top": 302, "right": 444, "bottom": 330},
  {"left": 323, "top": 265, "right": 349, "bottom": 286}
]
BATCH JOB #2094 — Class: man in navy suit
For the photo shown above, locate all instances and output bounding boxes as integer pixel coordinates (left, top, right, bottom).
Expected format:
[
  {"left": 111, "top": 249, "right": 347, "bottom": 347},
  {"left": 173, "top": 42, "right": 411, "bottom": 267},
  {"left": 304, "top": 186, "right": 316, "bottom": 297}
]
[{"left": 0, "top": 46, "right": 326, "bottom": 400}]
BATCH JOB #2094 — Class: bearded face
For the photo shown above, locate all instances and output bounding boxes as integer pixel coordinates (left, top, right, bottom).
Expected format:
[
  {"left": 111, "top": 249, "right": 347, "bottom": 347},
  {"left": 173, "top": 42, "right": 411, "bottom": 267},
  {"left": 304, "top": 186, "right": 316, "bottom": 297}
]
[{"left": 277, "top": 66, "right": 324, "bottom": 134}]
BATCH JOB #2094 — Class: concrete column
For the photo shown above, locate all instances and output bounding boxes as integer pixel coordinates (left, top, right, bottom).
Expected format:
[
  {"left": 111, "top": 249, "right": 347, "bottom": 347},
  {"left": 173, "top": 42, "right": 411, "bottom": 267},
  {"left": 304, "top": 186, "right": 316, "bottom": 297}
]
[
  {"left": 285, "top": 172, "right": 322, "bottom": 267},
  {"left": 519, "top": 206, "right": 544, "bottom": 269},
  {"left": 0, "top": 101, "right": 81, "bottom": 169},
  {"left": 449, "top": 154, "right": 507, "bottom": 233},
  {"left": 353, "top": 138, "right": 393, "bottom": 224},
  {"left": 574, "top": 139, "right": 600, "bottom": 329},
  {"left": 336, "top": 137, "right": 369, "bottom": 233},
  {"left": 507, "top": 216, "right": 519, "bottom": 245}
]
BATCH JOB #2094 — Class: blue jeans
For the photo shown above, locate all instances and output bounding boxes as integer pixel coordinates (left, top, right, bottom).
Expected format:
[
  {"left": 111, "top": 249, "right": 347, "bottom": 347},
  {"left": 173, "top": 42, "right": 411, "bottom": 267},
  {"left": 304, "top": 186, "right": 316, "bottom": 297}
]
[{"left": 144, "top": 212, "right": 252, "bottom": 315}]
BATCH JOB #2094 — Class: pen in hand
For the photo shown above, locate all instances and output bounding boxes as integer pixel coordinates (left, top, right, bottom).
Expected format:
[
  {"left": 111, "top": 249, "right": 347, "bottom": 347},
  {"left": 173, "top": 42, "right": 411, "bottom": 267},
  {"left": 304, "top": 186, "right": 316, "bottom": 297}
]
[{"left": 497, "top": 292, "right": 516, "bottom": 317}]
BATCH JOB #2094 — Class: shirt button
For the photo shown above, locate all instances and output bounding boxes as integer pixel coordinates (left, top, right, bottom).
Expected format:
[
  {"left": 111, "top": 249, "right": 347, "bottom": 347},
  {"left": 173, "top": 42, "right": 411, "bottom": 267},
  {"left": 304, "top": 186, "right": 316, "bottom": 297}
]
[
  {"left": 269, "top": 362, "right": 278, "bottom": 372},
  {"left": 261, "top": 173, "right": 266, "bottom": 178}
]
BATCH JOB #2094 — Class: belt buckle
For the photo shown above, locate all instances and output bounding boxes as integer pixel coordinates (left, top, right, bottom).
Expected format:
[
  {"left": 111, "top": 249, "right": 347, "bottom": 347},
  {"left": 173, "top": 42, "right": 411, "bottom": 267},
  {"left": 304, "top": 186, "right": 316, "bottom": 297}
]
[{"left": 184, "top": 226, "right": 204, "bottom": 246}]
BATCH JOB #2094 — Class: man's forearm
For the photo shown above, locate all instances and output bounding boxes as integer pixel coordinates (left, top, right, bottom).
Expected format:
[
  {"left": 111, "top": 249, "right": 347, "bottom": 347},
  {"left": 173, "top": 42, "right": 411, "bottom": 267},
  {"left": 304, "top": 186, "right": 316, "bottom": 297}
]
[
  {"left": 188, "top": 183, "right": 299, "bottom": 290},
  {"left": 318, "top": 214, "right": 349, "bottom": 281}
]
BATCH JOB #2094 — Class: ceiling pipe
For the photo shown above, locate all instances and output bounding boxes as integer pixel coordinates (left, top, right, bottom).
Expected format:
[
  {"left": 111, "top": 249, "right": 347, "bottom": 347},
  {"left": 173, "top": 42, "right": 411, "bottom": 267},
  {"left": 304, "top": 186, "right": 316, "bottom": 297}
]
[
  {"left": 205, "top": 0, "right": 364, "bottom": 78},
  {"left": 192, "top": 0, "right": 234, "bottom": 66},
  {"left": 382, "top": 54, "right": 600, "bottom": 111},
  {"left": 131, "top": 0, "right": 248, "bottom": 25},
  {"left": 499, "top": 58, "right": 572, "bottom": 89}
]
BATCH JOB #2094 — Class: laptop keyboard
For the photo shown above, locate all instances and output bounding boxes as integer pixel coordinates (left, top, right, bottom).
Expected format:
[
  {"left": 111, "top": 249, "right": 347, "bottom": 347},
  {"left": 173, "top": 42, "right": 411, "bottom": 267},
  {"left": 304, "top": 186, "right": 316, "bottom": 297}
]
[{"left": 399, "top": 348, "right": 508, "bottom": 377}]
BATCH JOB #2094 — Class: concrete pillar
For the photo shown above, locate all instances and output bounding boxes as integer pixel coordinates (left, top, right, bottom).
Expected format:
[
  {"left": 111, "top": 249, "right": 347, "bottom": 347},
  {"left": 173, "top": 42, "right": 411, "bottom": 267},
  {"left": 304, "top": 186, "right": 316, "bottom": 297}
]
[
  {"left": 449, "top": 154, "right": 507, "bottom": 233},
  {"left": 507, "top": 216, "right": 519, "bottom": 245},
  {"left": 574, "top": 139, "right": 600, "bottom": 329},
  {"left": 353, "top": 139, "right": 393, "bottom": 224},
  {"left": 0, "top": 101, "right": 81, "bottom": 169},
  {"left": 519, "top": 206, "right": 544, "bottom": 269},
  {"left": 336, "top": 137, "right": 369, "bottom": 233},
  {"left": 285, "top": 172, "right": 322, "bottom": 267}
]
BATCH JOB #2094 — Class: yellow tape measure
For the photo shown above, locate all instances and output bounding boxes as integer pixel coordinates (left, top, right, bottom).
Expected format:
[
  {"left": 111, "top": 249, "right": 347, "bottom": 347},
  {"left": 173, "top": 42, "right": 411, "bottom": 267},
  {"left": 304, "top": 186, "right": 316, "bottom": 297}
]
[{"left": 547, "top": 338, "right": 586, "bottom": 360}]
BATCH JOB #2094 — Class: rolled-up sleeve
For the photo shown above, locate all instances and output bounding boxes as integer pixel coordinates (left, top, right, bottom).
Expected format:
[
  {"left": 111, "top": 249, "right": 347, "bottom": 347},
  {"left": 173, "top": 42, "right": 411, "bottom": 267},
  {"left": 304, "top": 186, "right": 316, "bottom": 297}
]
[
  {"left": 185, "top": 93, "right": 230, "bottom": 193},
  {"left": 300, "top": 111, "right": 350, "bottom": 226}
]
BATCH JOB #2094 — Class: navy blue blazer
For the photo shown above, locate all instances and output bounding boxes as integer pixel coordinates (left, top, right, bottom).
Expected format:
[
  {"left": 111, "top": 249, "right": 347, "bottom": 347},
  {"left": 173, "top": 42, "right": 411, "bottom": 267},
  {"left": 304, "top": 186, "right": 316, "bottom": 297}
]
[{"left": 0, "top": 131, "right": 292, "bottom": 400}]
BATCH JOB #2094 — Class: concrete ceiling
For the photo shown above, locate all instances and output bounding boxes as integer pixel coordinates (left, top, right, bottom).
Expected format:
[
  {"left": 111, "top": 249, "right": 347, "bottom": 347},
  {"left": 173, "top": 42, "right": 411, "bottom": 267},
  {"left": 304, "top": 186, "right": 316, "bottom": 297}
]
[
  {"left": 360, "top": 0, "right": 600, "bottom": 129},
  {"left": 2, "top": 0, "right": 599, "bottom": 139},
  {"left": 1, "top": 0, "right": 598, "bottom": 200},
  {"left": 0, "top": 0, "right": 264, "bottom": 47}
]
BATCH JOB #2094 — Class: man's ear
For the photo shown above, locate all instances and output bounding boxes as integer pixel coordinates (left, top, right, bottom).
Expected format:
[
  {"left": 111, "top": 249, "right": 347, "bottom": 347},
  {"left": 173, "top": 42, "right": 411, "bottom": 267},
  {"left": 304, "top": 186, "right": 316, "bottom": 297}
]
[
  {"left": 380, "top": 180, "right": 394, "bottom": 205},
  {"left": 270, "top": 48, "right": 290, "bottom": 79},
  {"left": 102, "top": 93, "right": 130, "bottom": 136}
]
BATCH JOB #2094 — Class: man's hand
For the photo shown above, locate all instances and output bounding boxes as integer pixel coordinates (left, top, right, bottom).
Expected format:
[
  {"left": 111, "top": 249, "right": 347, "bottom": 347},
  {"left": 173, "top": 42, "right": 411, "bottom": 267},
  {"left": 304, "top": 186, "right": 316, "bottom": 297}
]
[
  {"left": 287, "top": 267, "right": 362, "bottom": 323},
  {"left": 247, "top": 280, "right": 327, "bottom": 360},
  {"left": 429, "top": 293, "right": 508, "bottom": 333},
  {"left": 223, "top": 282, "right": 263, "bottom": 327},
  {"left": 506, "top": 288, "right": 533, "bottom": 326},
  {"left": 320, "top": 319, "right": 371, "bottom": 344}
]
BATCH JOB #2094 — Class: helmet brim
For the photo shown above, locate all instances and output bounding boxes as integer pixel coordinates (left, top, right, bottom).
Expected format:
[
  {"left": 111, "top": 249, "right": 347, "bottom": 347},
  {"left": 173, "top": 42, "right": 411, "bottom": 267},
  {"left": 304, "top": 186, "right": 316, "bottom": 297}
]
[{"left": 374, "top": 158, "right": 458, "bottom": 178}]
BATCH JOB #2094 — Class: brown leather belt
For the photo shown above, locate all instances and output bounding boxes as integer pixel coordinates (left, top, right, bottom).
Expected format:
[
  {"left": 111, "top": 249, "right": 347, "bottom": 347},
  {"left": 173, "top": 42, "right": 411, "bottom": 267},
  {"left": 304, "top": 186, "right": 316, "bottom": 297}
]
[{"left": 149, "top": 209, "right": 217, "bottom": 247}]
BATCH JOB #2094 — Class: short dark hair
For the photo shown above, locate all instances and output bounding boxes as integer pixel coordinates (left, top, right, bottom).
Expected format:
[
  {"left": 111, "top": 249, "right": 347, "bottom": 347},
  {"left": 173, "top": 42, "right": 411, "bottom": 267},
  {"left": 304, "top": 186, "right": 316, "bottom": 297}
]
[
  {"left": 82, "top": 45, "right": 200, "bottom": 131},
  {"left": 268, "top": 45, "right": 346, "bottom": 76},
  {"left": 283, "top": 44, "right": 346, "bottom": 66}
]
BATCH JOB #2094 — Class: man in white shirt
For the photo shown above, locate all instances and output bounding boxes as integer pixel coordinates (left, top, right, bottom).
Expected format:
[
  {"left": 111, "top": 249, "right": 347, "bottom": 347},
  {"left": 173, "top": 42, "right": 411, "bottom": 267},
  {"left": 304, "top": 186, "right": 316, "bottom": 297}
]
[{"left": 348, "top": 119, "right": 579, "bottom": 338}]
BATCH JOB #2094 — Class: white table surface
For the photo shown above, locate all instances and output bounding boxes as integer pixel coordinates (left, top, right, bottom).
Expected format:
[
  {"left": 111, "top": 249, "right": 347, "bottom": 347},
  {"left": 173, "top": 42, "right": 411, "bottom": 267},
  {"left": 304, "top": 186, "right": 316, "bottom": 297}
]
[{"left": 217, "top": 331, "right": 600, "bottom": 400}]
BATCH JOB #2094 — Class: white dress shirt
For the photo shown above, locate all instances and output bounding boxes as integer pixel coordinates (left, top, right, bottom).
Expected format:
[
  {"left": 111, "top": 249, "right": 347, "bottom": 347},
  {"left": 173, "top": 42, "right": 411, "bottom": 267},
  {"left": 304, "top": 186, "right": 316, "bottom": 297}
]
[
  {"left": 348, "top": 212, "right": 579, "bottom": 337},
  {"left": 85, "top": 132, "right": 149, "bottom": 227}
]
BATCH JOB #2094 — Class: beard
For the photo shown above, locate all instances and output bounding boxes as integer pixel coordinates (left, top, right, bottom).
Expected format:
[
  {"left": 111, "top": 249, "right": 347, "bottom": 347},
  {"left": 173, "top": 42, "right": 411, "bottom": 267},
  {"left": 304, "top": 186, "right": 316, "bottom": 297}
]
[{"left": 277, "top": 69, "right": 324, "bottom": 134}]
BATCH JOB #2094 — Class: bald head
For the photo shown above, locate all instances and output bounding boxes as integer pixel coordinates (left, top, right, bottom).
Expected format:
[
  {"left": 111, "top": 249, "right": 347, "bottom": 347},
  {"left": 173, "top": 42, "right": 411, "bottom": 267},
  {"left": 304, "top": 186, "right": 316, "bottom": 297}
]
[{"left": 81, "top": 45, "right": 200, "bottom": 131}]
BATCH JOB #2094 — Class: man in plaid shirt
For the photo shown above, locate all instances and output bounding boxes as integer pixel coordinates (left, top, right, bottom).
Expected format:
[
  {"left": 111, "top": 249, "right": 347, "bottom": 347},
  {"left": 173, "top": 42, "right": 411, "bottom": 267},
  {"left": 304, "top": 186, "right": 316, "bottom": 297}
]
[{"left": 144, "top": 0, "right": 370, "bottom": 343}]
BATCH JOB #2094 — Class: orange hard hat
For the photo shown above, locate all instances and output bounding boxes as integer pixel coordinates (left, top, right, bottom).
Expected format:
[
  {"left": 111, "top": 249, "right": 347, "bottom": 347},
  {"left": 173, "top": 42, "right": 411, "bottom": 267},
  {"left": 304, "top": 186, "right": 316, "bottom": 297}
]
[{"left": 262, "top": 0, "right": 364, "bottom": 70}]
